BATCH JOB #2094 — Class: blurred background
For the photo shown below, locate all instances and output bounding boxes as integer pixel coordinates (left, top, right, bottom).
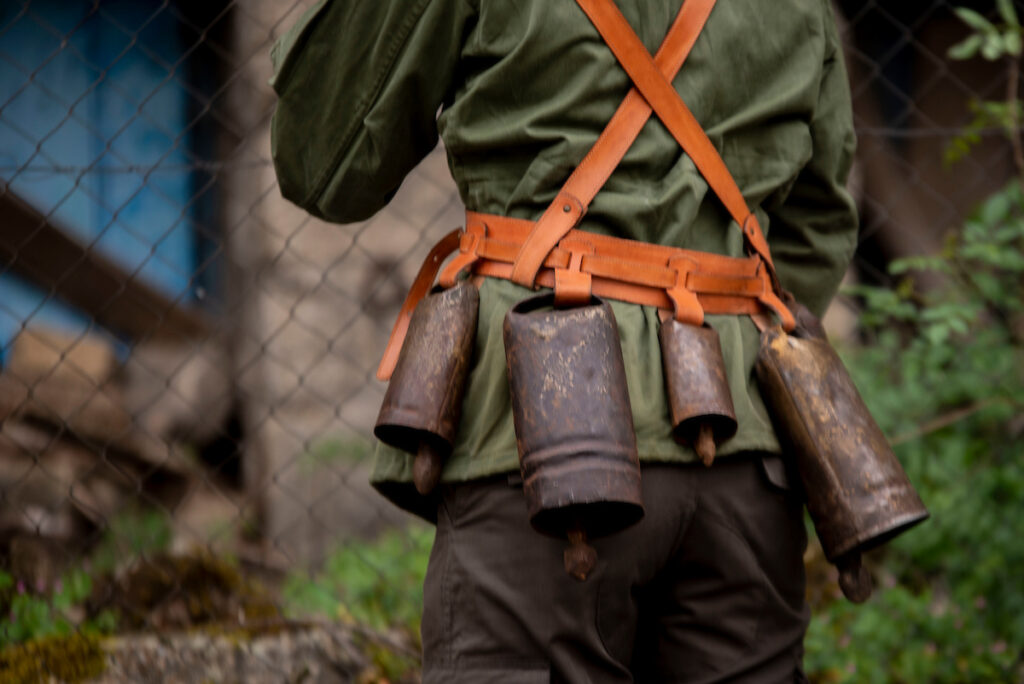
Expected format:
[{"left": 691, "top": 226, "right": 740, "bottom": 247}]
[{"left": 0, "top": 1, "right": 1021, "bottom": 682}]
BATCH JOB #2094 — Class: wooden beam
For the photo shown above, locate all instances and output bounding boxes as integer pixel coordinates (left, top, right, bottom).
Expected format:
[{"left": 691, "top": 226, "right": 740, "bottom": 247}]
[{"left": 0, "top": 191, "right": 210, "bottom": 341}]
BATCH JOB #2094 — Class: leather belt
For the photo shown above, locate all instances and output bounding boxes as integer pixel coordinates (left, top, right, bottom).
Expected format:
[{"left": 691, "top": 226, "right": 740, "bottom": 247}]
[
  {"left": 444, "top": 211, "right": 788, "bottom": 322},
  {"left": 376, "top": 211, "right": 792, "bottom": 380}
]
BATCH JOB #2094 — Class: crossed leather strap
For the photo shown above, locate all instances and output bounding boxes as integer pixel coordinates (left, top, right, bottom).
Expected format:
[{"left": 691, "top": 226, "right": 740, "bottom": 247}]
[{"left": 378, "top": 0, "right": 795, "bottom": 381}]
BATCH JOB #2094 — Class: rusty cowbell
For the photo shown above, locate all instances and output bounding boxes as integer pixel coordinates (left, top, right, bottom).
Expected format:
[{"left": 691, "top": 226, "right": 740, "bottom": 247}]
[
  {"left": 658, "top": 319, "right": 737, "bottom": 467},
  {"left": 503, "top": 294, "right": 644, "bottom": 580},
  {"left": 375, "top": 282, "right": 479, "bottom": 495},
  {"left": 755, "top": 302, "right": 929, "bottom": 603}
]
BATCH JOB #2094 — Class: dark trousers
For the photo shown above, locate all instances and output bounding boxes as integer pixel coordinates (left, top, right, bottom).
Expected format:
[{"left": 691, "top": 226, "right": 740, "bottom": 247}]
[{"left": 421, "top": 455, "right": 810, "bottom": 683}]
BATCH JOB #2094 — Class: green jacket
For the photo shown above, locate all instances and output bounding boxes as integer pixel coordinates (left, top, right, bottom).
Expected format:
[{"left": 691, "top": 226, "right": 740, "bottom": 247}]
[{"left": 270, "top": 0, "right": 858, "bottom": 519}]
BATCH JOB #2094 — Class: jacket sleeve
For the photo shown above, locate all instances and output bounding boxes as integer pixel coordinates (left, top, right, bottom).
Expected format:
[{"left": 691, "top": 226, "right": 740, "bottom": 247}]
[
  {"left": 270, "top": 0, "right": 475, "bottom": 223},
  {"left": 765, "top": 1, "right": 859, "bottom": 317}
]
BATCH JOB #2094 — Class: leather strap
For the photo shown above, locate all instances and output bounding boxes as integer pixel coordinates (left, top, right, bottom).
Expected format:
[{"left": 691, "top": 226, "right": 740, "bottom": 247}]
[
  {"left": 377, "top": 229, "right": 463, "bottom": 380},
  {"left": 570, "top": 0, "right": 778, "bottom": 281},
  {"left": 511, "top": 0, "right": 717, "bottom": 289}
]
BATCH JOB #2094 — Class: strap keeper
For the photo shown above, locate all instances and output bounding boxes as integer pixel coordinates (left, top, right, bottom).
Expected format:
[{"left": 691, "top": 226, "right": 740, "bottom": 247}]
[
  {"left": 553, "top": 239, "right": 594, "bottom": 307},
  {"left": 439, "top": 221, "right": 485, "bottom": 288},
  {"left": 667, "top": 255, "right": 703, "bottom": 325},
  {"left": 754, "top": 262, "right": 796, "bottom": 331}
]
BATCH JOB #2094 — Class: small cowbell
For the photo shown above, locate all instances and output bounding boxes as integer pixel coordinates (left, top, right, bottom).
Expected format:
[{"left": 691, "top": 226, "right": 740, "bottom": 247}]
[{"left": 658, "top": 319, "right": 737, "bottom": 466}]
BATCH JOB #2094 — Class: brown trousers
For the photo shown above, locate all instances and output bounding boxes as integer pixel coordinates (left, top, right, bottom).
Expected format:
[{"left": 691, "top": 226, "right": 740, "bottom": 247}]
[{"left": 421, "top": 455, "right": 810, "bottom": 683}]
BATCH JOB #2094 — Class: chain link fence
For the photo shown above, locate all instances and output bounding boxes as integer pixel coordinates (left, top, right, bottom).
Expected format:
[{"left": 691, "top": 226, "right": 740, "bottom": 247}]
[{"left": 0, "top": 0, "right": 1018, "bottom": 679}]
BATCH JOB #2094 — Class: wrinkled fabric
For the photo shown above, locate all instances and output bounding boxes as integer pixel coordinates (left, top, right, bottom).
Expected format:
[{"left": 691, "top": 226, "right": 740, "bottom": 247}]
[{"left": 270, "top": 0, "right": 858, "bottom": 518}]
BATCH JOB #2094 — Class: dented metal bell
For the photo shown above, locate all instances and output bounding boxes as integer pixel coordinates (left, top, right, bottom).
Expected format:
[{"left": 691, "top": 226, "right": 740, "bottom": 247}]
[
  {"left": 503, "top": 294, "right": 644, "bottom": 546},
  {"left": 659, "top": 319, "right": 737, "bottom": 466},
  {"left": 755, "top": 310, "right": 928, "bottom": 603},
  {"left": 374, "top": 282, "right": 479, "bottom": 495}
]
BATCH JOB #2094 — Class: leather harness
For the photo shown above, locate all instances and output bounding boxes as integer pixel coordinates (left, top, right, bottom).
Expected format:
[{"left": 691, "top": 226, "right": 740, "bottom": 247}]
[{"left": 377, "top": 0, "right": 795, "bottom": 381}]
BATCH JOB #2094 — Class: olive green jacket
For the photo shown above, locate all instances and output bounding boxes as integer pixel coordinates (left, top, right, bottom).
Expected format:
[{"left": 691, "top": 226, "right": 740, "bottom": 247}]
[{"left": 270, "top": 0, "right": 858, "bottom": 519}]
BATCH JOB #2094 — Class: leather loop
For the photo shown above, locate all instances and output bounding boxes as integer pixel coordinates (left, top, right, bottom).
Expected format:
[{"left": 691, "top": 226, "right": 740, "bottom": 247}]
[
  {"left": 377, "top": 229, "right": 464, "bottom": 381},
  {"left": 439, "top": 221, "right": 485, "bottom": 288},
  {"left": 553, "top": 239, "right": 595, "bottom": 307},
  {"left": 667, "top": 256, "right": 703, "bottom": 325}
]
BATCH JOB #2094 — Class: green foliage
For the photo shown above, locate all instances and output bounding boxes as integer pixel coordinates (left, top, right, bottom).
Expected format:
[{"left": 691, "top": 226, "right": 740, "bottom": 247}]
[
  {"left": 282, "top": 525, "right": 433, "bottom": 638},
  {"left": 0, "top": 569, "right": 116, "bottom": 649},
  {"left": 88, "top": 507, "right": 174, "bottom": 575},
  {"left": 949, "top": 3, "right": 1021, "bottom": 61},
  {"left": 807, "top": 179, "right": 1024, "bottom": 682},
  {"left": 946, "top": 2, "right": 1024, "bottom": 166},
  {"left": 807, "top": 586, "right": 1017, "bottom": 683},
  {"left": 0, "top": 507, "right": 171, "bottom": 650},
  {"left": 945, "top": 100, "right": 1024, "bottom": 166}
]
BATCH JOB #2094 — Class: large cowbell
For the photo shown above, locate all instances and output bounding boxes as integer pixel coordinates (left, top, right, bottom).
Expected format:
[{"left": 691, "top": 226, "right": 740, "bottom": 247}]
[
  {"left": 375, "top": 282, "right": 479, "bottom": 495},
  {"left": 755, "top": 310, "right": 928, "bottom": 603},
  {"left": 503, "top": 294, "right": 644, "bottom": 543}
]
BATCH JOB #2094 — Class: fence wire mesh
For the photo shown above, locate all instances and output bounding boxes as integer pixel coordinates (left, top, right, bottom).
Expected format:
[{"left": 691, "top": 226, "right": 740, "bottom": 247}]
[{"left": 0, "top": 0, "right": 1019, "bottom": 679}]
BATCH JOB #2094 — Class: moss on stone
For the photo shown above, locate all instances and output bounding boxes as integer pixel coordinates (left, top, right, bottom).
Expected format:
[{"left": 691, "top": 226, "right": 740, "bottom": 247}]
[
  {"left": 0, "top": 632, "right": 105, "bottom": 683},
  {"left": 94, "top": 552, "right": 279, "bottom": 632}
]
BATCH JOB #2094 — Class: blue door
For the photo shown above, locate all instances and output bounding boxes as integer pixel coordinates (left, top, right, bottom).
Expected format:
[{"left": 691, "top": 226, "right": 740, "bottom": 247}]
[{"left": 0, "top": 1, "right": 198, "bottom": 356}]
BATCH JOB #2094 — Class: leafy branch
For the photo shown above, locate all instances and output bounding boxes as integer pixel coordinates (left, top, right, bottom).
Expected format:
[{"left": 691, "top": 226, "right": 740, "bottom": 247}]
[
  {"left": 947, "top": 1, "right": 1024, "bottom": 182},
  {"left": 948, "top": 1, "right": 1022, "bottom": 61}
]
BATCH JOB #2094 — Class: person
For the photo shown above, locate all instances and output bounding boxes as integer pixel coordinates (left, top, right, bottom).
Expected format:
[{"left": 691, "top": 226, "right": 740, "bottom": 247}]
[{"left": 271, "top": 0, "right": 858, "bottom": 681}]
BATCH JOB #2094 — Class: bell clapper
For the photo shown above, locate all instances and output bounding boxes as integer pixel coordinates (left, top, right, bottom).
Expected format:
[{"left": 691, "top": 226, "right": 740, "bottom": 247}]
[
  {"left": 695, "top": 422, "right": 716, "bottom": 467},
  {"left": 836, "top": 553, "right": 873, "bottom": 604},
  {"left": 413, "top": 441, "right": 443, "bottom": 495},
  {"left": 564, "top": 525, "right": 598, "bottom": 581}
]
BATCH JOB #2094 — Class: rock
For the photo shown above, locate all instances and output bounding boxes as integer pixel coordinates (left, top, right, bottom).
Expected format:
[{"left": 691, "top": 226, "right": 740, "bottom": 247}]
[
  {"left": 0, "top": 625, "right": 403, "bottom": 684},
  {"left": 89, "top": 624, "right": 385, "bottom": 684}
]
